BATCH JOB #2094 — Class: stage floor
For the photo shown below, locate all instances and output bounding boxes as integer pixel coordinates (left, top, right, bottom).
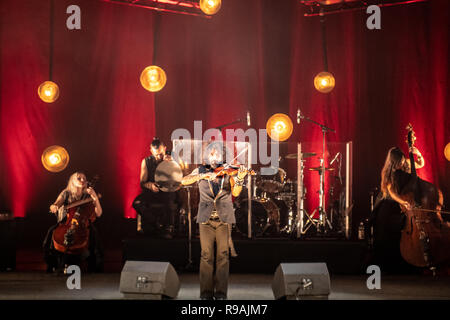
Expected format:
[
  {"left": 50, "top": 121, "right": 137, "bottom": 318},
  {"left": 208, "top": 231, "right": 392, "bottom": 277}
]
[{"left": 0, "top": 272, "right": 450, "bottom": 300}]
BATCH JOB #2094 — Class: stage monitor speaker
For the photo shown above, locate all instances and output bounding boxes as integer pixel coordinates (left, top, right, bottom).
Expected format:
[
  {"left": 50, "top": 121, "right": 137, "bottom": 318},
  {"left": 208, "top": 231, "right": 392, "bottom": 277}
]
[
  {"left": 119, "top": 261, "right": 180, "bottom": 299},
  {"left": 272, "top": 263, "right": 330, "bottom": 300}
]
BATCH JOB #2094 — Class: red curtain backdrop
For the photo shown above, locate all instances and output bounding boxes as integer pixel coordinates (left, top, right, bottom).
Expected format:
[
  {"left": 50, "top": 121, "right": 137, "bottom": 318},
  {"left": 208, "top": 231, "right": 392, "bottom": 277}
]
[
  {"left": 0, "top": 0, "right": 449, "bottom": 237},
  {"left": 0, "top": 0, "right": 55, "bottom": 218}
]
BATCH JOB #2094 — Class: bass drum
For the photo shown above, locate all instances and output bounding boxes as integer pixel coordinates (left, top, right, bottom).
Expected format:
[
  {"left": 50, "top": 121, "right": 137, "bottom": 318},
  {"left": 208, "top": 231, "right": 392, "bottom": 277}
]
[{"left": 235, "top": 199, "right": 280, "bottom": 237}]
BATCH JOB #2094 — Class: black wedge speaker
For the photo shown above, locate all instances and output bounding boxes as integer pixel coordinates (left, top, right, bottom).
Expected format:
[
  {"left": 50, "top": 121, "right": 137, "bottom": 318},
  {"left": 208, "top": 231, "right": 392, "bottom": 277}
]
[
  {"left": 272, "top": 263, "right": 330, "bottom": 300},
  {"left": 119, "top": 261, "right": 180, "bottom": 299}
]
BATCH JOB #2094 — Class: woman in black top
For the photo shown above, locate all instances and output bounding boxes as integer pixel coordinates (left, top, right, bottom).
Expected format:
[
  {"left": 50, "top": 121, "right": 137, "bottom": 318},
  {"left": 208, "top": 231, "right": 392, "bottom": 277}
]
[{"left": 370, "top": 146, "right": 425, "bottom": 273}]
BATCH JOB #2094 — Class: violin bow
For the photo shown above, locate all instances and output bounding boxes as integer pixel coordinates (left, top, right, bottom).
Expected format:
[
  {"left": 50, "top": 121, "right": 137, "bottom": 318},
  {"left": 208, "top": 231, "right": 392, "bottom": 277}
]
[
  {"left": 214, "top": 146, "right": 250, "bottom": 176},
  {"left": 411, "top": 207, "right": 450, "bottom": 216}
]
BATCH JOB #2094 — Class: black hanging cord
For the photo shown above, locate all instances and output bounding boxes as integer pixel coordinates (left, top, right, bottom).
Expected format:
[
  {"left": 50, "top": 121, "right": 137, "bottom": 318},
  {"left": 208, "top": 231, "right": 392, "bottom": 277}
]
[
  {"left": 320, "top": 11, "right": 328, "bottom": 72},
  {"left": 49, "top": 0, "right": 54, "bottom": 81},
  {"left": 152, "top": 12, "right": 161, "bottom": 65}
]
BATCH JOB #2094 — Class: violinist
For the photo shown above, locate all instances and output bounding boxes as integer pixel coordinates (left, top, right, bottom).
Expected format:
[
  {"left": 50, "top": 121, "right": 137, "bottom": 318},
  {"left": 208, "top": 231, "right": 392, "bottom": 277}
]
[
  {"left": 132, "top": 137, "right": 180, "bottom": 239},
  {"left": 181, "top": 142, "right": 248, "bottom": 300},
  {"left": 43, "top": 172, "right": 103, "bottom": 273},
  {"left": 370, "top": 146, "right": 426, "bottom": 272}
]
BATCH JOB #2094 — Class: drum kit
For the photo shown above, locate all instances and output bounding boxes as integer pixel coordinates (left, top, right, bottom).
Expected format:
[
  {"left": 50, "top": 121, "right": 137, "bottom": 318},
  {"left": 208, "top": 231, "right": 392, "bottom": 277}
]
[
  {"left": 152, "top": 148, "right": 341, "bottom": 240},
  {"left": 233, "top": 151, "right": 338, "bottom": 238}
]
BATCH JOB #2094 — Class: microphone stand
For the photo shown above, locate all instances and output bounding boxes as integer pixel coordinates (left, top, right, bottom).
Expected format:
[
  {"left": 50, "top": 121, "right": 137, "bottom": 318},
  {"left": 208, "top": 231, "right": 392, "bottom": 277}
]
[
  {"left": 182, "top": 184, "right": 195, "bottom": 271},
  {"left": 214, "top": 118, "right": 247, "bottom": 131},
  {"left": 299, "top": 111, "right": 335, "bottom": 234}
]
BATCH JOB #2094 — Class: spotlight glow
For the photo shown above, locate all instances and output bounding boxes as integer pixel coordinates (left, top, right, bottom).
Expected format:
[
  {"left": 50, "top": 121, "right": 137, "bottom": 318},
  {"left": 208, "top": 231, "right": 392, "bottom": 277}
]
[
  {"left": 140, "top": 65, "right": 167, "bottom": 92},
  {"left": 48, "top": 153, "right": 61, "bottom": 165},
  {"left": 314, "top": 71, "right": 335, "bottom": 93},
  {"left": 199, "top": 0, "right": 221, "bottom": 15},
  {"left": 41, "top": 145, "right": 69, "bottom": 172},
  {"left": 266, "top": 113, "right": 293, "bottom": 141},
  {"left": 445, "top": 142, "right": 450, "bottom": 162},
  {"left": 38, "top": 81, "right": 60, "bottom": 103}
]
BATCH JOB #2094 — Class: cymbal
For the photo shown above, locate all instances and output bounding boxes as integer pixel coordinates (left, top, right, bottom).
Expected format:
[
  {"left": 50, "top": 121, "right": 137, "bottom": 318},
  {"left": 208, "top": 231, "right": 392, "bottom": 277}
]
[
  {"left": 309, "top": 167, "right": 335, "bottom": 171},
  {"left": 285, "top": 152, "right": 316, "bottom": 159}
]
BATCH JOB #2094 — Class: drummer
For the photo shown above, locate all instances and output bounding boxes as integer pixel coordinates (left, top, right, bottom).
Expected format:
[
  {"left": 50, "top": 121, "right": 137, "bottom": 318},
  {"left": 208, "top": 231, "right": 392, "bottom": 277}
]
[{"left": 132, "top": 137, "right": 180, "bottom": 239}]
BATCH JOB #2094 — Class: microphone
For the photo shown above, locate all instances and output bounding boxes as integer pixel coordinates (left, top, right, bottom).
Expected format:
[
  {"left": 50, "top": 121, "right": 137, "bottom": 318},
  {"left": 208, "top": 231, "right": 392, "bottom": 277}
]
[
  {"left": 297, "top": 108, "right": 301, "bottom": 124},
  {"left": 330, "top": 152, "right": 340, "bottom": 165},
  {"left": 247, "top": 111, "right": 251, "bottom": 127}
]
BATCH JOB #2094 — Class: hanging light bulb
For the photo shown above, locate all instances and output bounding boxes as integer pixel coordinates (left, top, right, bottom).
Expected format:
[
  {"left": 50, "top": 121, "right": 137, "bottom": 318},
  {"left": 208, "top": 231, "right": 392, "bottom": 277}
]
[
  {"left": 140, "top": 65, "right": 167, "bottom": 92},
  {"left": 266, "top": 113, "right": 293, "bottom": 141},
  {"left": 41, "top": 145, "right": 69, "bottom": 172},
  {"left": 199, "top": 0, "right": 221, "bottom": 15},
  {"left": 444, "top": 142, "right": 450, "bottom": 162},
  {"left": 314, "top": 71, "right": 335, "bottom": 93},
  {"left": 38, "top": 81, "right": 60, "bottom": 103}
]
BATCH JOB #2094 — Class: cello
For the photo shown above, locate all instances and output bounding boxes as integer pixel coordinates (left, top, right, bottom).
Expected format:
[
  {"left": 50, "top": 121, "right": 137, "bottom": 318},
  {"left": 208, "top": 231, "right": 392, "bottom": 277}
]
[
  {"left": 398, "top": 124, "right": 450, "bottom": 273},
  {"left": 52, "top": 177, "right": 101, "bottom": 255}
]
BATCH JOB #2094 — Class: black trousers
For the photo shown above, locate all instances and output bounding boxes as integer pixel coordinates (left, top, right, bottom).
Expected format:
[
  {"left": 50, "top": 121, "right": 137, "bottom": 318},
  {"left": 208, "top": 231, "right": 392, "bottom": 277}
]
[{"left": 132, "top": 191, "right": 180, "bottom": 234}]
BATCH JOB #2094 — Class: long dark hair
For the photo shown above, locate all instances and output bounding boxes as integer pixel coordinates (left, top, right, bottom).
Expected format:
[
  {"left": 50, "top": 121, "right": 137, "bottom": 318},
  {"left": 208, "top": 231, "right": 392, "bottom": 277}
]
[{"left": 380, "top": 147, "right": 406, "bottom": 198}]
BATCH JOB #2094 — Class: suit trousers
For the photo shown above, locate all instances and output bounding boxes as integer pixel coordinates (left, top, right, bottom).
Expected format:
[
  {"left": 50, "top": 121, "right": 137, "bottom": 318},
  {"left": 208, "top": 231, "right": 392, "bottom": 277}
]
[{"left": 199, "top": 219, "right": 229, "bottom": 299}]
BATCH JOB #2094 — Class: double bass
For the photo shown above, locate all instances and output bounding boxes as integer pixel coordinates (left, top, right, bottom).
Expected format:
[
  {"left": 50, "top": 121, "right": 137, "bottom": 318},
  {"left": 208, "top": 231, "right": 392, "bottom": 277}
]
[
  {"left": 52, "top": 178, "right": 101, "bottom": 255},
  {"left": 399, "top": 124, "right": 450, "bottom": 273}
]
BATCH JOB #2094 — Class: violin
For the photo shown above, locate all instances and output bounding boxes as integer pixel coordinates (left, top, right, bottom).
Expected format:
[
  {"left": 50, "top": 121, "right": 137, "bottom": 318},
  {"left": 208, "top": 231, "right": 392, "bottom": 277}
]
[
  {"left": 213, "top": 165, "right": 256, "bottom": 177},
  {"left": 196, "top": 165, "right": 256, "bottom": 182},
  {"left": 398, "top": 124, "right": 450, "bottom": 271}
]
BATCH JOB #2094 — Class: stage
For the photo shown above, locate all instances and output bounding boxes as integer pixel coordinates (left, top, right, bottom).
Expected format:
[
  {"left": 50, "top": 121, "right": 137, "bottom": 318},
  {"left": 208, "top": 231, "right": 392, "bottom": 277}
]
[
  {"left": 122, "top": 236, "right": 368, "bottom": 274},
  {"left": 1, "top": 272, "right": 450, "bottom": 300},
  {"left": 1, "top": 0, "right": 450, "bottom": 308},
  {"left": 2, "top": 233, "right": 450, "bottom": 301}
]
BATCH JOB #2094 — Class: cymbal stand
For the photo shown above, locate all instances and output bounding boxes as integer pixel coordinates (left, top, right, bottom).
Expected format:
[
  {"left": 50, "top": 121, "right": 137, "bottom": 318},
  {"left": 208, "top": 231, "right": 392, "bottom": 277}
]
[
  {"left": 295, "top": 159, "right": 317, "bottom": 237},
  {"left": 279, "top": 180, "right": 296, "bottom": 234},
  {"left": 293, "top": 144, "right": 318, "bottom": 238},
  {"left": 298, "top": 111, "right": 335, "bottom": 234},
  {"left": 313, "top": 131, "right": 333, "bottom": 233}
]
